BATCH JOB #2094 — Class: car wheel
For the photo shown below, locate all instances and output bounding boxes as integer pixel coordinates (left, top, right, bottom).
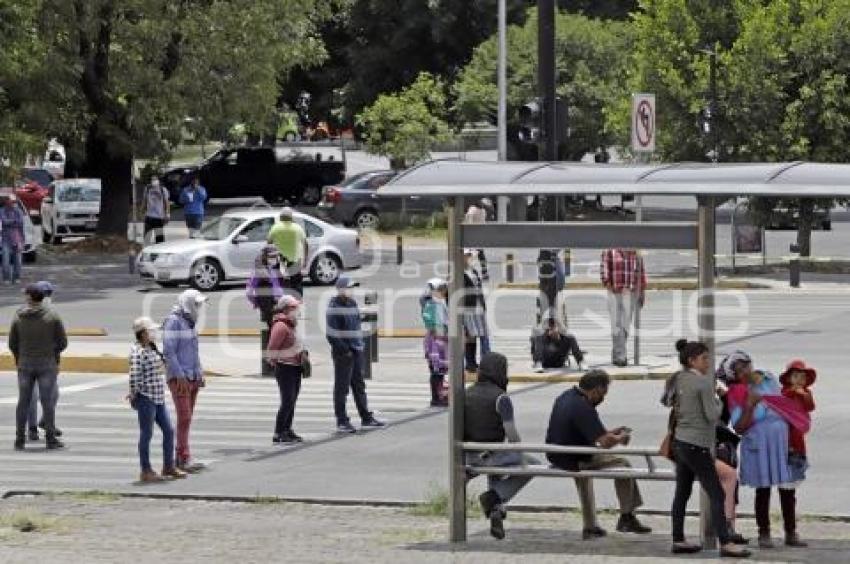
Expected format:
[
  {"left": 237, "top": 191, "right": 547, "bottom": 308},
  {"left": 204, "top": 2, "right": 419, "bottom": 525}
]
[
  {"left": 284, "top": 132, "right": 297, "bottom": 142},
  {"left": 23, "top": 250, "right": 36, "bottom": 264},
  {"left": 190, "top": 259, "right": 223, "bottom": 291},
  {"left": 301, "top": 185, "right": 322, "bottom": 206},
  {"left": 310, "top": 253, "right": 342, "bottom": 285},
  {"left": 354, "top": 209, "right": 380, "bottom": 230}
]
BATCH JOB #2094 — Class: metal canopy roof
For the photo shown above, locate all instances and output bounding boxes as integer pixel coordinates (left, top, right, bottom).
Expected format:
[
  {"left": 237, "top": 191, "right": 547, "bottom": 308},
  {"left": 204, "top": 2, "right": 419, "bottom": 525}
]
[{"left": 379, "top": 160, "right": 850, "bottom": 198}]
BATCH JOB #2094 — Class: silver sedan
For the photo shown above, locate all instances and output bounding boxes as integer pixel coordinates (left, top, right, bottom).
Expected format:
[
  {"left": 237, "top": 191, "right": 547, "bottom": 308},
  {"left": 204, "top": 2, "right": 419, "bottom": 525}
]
[{"left": 137, "top": 208, "right": 361, "bottom": 291}]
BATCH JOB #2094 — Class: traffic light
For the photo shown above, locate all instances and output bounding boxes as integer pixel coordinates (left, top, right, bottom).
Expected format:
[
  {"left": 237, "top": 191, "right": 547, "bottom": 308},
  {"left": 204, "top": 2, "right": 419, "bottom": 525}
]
[{"left": 517, "top": 98, "right": 542, "bottom": 145}]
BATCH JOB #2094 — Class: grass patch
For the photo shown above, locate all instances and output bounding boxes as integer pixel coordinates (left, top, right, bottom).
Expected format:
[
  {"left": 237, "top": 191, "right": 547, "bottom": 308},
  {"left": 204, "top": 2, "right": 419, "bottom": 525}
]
[
  {"left": 62, "top": 490, "right": 121, "bottom": 503},
  {"left": 410, "top": 482, "right": 480, "bottom": 518},
  {"left": 0, "top": 509, "right": 69, "bottom": 534}
]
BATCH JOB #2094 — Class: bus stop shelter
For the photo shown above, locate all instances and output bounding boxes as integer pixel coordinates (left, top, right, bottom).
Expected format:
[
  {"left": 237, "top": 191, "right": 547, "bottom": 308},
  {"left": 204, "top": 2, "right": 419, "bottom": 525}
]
[{"left": 379, "top": 159, "right": 850, "bottom": 543}]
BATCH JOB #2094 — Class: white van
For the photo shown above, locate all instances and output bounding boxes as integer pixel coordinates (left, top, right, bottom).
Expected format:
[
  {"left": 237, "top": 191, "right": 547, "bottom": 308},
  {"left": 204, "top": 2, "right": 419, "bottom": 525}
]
[{"left": 41, "top": 178, "right": 101, "bottom": 244}]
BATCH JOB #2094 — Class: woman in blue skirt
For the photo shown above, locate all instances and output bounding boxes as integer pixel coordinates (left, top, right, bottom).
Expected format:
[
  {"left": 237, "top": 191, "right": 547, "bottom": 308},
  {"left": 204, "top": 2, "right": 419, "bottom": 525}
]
[{"left": 730, "top": 366, "right": 806, "bottom": 549}]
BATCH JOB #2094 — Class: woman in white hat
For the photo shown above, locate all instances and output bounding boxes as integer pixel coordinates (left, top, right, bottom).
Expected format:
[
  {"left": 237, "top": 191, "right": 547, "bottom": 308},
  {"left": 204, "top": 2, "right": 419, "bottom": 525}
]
[{"left": 129, "top": 316, "right": 187, "bottom": 483}]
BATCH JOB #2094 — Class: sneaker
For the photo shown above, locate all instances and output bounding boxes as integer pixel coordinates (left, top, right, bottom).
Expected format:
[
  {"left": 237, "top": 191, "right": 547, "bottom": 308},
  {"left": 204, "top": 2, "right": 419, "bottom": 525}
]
[
  {"left": 272, "top": 434, "right": 285, "bottom": 444},
  {"left": 285, "top": 431, "right": 304, "bottom": 443},
  {"left": 28, "top": 428, "right": 40, "bottom": 442},
  {"left": 177, "top": 461, "right": 205, "bottom": 474},
  {"left": 336, "top": 422, "right": 357, "bottom": 434},
  {"left": 161, "top": 467, "right": 188, "bottom": 479},
  {"left": 46, "top": 437, "right": 64, "bottom": 450},
  {"left": 758, "top": 535, "right": 775, "bottom": 549},
  {"left": 582, "top": 526, "right": 607, "bottom": 540},
  {"left": 616, "top": 513, "right": 652, "bottom": 534},
  {"left": 38, "top": 421, "right": 62, "bottom": 437},
  {"left": 671, "top": 542, "right": 702, "bottom": 554},
  {"left": 14, "top": 437, "right": 25, "bottom": 451},
  {"left": 361, "top": 418, "right": 386, "bottom": 429},
  {"left": 139, "top": 470, "right": 165, "bottom": 483}
]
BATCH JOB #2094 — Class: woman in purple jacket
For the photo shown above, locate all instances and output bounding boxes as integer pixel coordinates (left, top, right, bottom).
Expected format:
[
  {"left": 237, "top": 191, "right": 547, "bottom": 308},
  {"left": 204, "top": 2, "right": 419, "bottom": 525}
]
[{"left": 0, "top": 194, "right": 26, "bottom": 284}]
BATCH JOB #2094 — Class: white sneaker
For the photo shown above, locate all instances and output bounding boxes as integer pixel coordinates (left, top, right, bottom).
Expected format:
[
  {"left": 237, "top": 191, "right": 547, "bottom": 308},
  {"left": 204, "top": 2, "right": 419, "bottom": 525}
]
[{"left": 533, "top": 362, "right": 544, "bottom": 373}]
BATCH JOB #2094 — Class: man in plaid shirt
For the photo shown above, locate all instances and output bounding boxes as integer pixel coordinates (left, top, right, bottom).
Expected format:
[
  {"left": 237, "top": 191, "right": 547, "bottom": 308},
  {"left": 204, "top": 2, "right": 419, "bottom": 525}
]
[{"left": 600, "top": 248, "right": 646, "bottom": 366}]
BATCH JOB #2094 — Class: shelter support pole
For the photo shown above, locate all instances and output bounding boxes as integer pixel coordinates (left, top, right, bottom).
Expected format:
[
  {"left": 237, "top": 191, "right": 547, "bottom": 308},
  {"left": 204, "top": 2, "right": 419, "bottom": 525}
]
[
  {"left": 447, "top": 196, "right": 467, "bottom": 542},
  {"left": 697, "top": 195, "right": 717, "bottom": 549}
]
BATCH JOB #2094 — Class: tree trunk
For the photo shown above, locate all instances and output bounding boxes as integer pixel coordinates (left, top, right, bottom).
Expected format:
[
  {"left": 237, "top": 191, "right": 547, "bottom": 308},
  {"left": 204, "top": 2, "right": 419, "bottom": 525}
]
[
  {"left": 81, "top": 121, "right": 132, "bottom": 237},
  {"left": 797, "top": 198, "right": 814, "bottom": 258}
]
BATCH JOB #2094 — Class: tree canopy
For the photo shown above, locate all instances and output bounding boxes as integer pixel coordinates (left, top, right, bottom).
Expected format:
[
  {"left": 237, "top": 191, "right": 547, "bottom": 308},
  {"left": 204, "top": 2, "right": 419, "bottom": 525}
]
[
  {"left": 357, "top": 72, "right": 451, "bottom": 169},
  {"left": 1, "top": 0, "right": 336, "bottom": 234},
  {"left": 453, "top": 9, "right": 634, "bottom": 159}
]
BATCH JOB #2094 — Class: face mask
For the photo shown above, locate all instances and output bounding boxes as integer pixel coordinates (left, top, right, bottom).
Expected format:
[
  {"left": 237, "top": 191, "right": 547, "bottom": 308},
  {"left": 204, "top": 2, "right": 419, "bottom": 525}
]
[{"left": 42, "top": 297, "right": 52, "bottom": 306}]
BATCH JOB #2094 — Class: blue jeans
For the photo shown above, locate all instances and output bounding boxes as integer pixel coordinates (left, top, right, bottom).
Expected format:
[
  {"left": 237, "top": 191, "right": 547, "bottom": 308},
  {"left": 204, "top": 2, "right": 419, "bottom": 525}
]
[
  {"left": 16, "top": 361, "right": 58, "bottom": 435},
  {"left": 136, "top": 394, "right": 175, "bottom": 472},
  {"left": 28, "top": 380, "right": 60, "bottom": 430},
  {"left": 1, "top": 242, "right": 21, "bottom": 282}
]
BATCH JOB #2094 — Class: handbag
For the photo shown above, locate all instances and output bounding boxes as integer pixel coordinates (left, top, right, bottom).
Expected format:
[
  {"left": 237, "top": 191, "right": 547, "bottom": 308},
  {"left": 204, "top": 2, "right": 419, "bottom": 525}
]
[
  {"left": 659, "top": 386, "right": 678, "bottom": 461},
  {"left": 300, "top": 350, "right": 312, "bottom": 379}
]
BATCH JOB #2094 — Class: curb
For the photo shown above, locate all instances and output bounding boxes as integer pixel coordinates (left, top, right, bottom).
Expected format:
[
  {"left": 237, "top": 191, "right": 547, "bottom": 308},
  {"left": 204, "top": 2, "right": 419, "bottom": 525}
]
[
  {"left": 465, "top": 370, "right": 675, "bottom": 385},
  {"left": 0, "top": 328, "right": 107, "bottom": 337},
  {"left": 0, "top": 354, "right": 231, "bottom": 377},
  {"left": 498, "top": 280, "right": 768, "bottom": 291},
  {"left": 3, "top": 490, "right": 850, "bottom": 523}
]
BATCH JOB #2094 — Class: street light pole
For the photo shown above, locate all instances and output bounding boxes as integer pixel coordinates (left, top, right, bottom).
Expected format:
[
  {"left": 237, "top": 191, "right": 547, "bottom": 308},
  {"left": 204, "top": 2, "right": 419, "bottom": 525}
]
[
  {"left": 709, "top": 49, "right": 719, "bottom": 164},
  {"left": 497, "top": 0, "right": 509, "bottom": 222}
]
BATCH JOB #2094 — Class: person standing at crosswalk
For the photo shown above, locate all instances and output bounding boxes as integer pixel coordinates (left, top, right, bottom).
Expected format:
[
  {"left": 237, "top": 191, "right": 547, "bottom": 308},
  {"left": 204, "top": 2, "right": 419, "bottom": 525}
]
[
  {"left": 129, "top": 316, "right": 187, "bottom": 483},
  {"left": 326, "top": 276, "right": 385, "bottom": 434},
  {"left": 10, "top": 283, "right": 67, "bottom": 450},
  {"left": 26, "top": 281, "right": 63, "bottom": 442},
  {"left": 267, "top": 295, "right": 307, "bottom": 444},
  {"left": 267, "top": 207, "right": 308, "bottom": 299},
  {"left": 162, "top": 289, "right": 208, "bottom": 473}
]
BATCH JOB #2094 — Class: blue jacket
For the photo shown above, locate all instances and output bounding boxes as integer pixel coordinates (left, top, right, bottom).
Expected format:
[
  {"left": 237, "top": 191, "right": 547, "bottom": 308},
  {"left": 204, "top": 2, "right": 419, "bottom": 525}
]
[
  {"left": 162, "top": 309, "right": 203, "bottom": 380},
  {"left": 179, "top": 185, "right": 208, "bottom": 216},
  {"left": 326, "top": 295, "right": 363, "bottom": 354}
]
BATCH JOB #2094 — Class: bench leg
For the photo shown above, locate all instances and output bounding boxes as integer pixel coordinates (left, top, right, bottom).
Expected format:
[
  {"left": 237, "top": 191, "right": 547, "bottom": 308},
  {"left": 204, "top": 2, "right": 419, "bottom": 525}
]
[{"left": 574, "top": 477, "right": 597, "bottom": 529}]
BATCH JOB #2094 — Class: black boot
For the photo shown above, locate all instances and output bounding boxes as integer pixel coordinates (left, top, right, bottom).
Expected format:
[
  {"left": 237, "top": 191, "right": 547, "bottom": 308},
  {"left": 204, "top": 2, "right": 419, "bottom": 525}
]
[
  {"left": 429, "top": 375, "right": 447, "bottom": 407},
  {"left": 46, "top": 432, "right": 64, "bottom": 450},
  {"left": 14, "top": 429, "right": 25, "bottom": 451},
  {"left": 755, "top": 488, "right": 773, "bottom": 548},
  {"left": 780, "top": 489, "right": 807, "bottom": 547}
]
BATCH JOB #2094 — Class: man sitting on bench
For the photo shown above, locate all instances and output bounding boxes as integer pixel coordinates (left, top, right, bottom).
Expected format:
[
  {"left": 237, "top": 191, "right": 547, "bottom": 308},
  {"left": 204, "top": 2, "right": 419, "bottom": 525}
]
[
  {"left": 465, "top": 352, "right": 538, "bottom": 540},
  {"left": 545, "top": 369, "right": 652, "bottom": 539}
]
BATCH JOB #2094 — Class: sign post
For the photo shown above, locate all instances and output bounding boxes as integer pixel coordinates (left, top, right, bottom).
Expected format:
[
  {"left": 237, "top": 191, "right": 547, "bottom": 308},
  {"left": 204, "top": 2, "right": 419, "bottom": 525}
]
[{"left": 630, "top": 93, "right": 655, "bottom": 366}]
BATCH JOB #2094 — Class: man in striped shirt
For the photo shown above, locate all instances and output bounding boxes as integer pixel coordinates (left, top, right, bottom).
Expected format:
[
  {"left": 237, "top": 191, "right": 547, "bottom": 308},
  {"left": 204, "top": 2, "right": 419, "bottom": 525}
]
[{"left": 600, "top": 248, "right": 646, "bottom": 367}]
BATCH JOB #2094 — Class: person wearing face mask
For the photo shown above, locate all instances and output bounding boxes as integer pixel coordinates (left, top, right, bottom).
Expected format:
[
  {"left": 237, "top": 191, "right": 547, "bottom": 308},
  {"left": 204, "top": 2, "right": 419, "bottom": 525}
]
[
  {"left": 162, "top": 289, "right": 208, "bottom": 472},
  {"left": 142, "top": 178, "right": 171, "bottom": 244},
  {"left": 1, "top": 194, "right": 26, "bottom": 285},
  {"left": 545, "top": 369, "right": 651, "bottom": 539},
  {"left": 266, "top": 295, "right": 306, "bottom": 444},
  {"left": 246, "top": 245, "right": 285, "bottom": 328},
  {"left": 326, "top": 276, "right": 385, "bottom": 434},
  {"left": 26, "top": 281, "right": 63, "bottom": 442}
]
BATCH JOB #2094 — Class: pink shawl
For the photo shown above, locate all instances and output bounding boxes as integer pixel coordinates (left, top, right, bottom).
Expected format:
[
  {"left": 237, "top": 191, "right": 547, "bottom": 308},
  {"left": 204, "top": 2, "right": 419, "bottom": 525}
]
[{"left": 727, "top": 382, "right": 810, "bottom": 434}]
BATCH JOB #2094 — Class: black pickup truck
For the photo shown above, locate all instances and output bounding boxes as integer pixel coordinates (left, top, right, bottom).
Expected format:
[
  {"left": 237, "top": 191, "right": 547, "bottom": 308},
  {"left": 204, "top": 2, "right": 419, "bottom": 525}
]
[{"left": 160, "top": 143, "right": 345, "bottom": 206}]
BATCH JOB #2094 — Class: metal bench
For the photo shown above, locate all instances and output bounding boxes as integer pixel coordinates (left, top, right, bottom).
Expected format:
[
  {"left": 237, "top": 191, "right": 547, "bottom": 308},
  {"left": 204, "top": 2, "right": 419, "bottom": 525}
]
[{"left": 462, "top": 442, "right": 715, "bottom": 546}]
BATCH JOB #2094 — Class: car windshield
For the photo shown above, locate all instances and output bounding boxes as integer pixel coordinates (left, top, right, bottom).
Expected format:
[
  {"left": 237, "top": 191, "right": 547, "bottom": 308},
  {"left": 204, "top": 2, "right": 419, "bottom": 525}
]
[
  {"left": 58, "top": 185, "right": 100, "bottom": 202},
  {"left": 199, "top": 216, "right": 246, "bottom": 240},
  {"left": 24, "top": 169, "right": 53, "bottom": 187}
]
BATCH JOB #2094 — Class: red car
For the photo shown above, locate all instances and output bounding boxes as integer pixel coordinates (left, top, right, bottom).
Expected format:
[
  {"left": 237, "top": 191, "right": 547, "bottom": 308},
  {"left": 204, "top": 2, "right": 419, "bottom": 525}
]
[{"left": 10, "top": 168, "right": 53, "bottom": 220}]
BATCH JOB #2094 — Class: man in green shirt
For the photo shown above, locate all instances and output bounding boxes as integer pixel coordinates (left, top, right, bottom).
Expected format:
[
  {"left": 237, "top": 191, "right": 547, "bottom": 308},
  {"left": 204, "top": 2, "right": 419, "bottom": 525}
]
[{"left": 267, "top": 207, "right": 308, "bottom": 298}]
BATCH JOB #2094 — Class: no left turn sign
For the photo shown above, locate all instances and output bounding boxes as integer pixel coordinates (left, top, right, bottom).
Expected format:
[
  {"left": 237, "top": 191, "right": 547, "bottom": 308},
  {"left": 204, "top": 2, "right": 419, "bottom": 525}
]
[{"left": 631, "top": 93, "right": 655, "bottom": 153}]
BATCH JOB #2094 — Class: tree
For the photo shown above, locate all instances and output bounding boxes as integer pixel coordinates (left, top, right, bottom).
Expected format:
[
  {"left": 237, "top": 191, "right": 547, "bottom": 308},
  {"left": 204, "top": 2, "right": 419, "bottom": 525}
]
[
  {"left": 0, "top": 0, "right": 44, "bottom": 182},
  {"left": 4, "top": 0, "right": 335, "bottom": 236},
  {"left": 453, "top": 9, "right": 634, "bottom": 159},
  {"left": 357, "top": 72, "right": 452, "bottom": 169},
  {"left": 614, "top": 0, "right": 850, "bottom": 256}
]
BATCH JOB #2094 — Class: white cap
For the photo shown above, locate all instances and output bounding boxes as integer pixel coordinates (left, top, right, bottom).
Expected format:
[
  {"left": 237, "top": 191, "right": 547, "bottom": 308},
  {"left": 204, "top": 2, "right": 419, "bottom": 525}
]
[
  {"left": 280, "top": 207, "right": 294, "bottom": 220},
  {"left": 275, "top": 295, "right": 301, "bottom": 310},
  {"left": 133, "top": 316, "right": 160, "bottom": 334}
]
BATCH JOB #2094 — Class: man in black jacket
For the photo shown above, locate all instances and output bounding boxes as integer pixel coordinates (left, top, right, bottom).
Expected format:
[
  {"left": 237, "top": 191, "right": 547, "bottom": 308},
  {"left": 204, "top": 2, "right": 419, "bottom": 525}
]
[
  {"left": 10, "top": 283, "right": 67, "bottom": 450},
  {"left": 326, "top": 276, "right": 385, "bottom": 434},
  {"left": 465, "top": 352, "right": 537, "bottom": 540},
  {"left": 531, "top": 316, "right": 583, "bottom": 372}
]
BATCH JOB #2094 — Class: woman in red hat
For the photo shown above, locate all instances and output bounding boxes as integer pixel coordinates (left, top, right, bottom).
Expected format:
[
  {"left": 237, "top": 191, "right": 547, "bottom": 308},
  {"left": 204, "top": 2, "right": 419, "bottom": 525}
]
[{"left": 780, "top": 360, "right": 816, "bottom": 484}]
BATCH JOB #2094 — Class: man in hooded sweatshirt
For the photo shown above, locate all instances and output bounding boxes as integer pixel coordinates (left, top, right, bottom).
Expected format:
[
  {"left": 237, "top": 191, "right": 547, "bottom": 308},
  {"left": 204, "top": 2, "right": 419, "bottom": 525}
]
[
  {"left": 10, "top": 283, "right": 67, "bottom": 450},
  {"left": 162, "top": 289, "right": 208, "bottom": 472},
  {"left": 464, "top": 352, "right": 538, "bottom": 540}
]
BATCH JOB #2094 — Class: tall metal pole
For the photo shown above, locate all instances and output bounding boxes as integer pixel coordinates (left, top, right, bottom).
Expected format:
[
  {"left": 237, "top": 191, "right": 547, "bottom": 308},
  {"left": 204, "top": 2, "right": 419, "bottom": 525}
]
[
  {"left": 697, "top": 195, "right": 717, "bottom": 549},
  {"left": 709, "top": 50, "right": 719, "bottom": 164},
  {"left": 538, "top": 0, "right": 557, "bottom": 161},
  {"left": 447, "top": 196, "right": 467, "bottom": 542},
  {"left": 496, "top": 0, "right": 509, "bottom": 223}
]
